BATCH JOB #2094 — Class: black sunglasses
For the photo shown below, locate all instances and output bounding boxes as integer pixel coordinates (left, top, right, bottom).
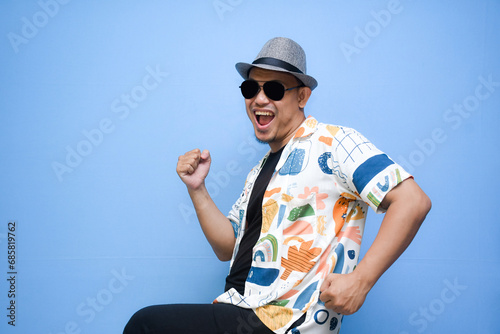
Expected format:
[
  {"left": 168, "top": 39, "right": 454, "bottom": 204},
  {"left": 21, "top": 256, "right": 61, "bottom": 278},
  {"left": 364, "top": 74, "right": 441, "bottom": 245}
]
[{"left": 239, "top": 80, "right": 303, "bottom": 101}]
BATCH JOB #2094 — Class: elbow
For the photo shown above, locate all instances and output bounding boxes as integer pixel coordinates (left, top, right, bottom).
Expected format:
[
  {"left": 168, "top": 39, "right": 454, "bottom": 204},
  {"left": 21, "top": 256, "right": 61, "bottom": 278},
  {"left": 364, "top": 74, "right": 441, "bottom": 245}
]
[
  {"left": 214, "top": 243, "right": 235, "bottom": 262},
  {"left": 408, "top": 178, "right": 432, "bottom": 221},
  {"left": 421, "top": 190, "right": 432, "bottom": 214},
  {"left": 417, "top": 191, "right": 432, "bottom": 225},
  {"left": 423, "top": 194, "right": 432, "bottom": 214},
  {"left": 216, "top": 252, "right": 233, "bottom": 262}
]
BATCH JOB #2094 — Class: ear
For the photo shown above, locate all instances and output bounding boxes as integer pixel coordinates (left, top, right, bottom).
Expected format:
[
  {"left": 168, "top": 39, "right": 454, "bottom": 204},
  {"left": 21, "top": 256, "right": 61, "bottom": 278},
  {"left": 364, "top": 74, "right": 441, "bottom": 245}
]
[{"left": 298, "top": 86, "right": 312, "bottom": 109}]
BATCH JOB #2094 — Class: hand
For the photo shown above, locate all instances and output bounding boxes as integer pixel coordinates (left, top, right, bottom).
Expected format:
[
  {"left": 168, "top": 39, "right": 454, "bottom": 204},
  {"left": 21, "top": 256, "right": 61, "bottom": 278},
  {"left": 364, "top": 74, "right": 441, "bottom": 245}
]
[
  {"left": 319, "top": 271, "right": 371, "bottom": 315},
  {"left": 176, "top": 149, "right": 211, "bottom": 190}
]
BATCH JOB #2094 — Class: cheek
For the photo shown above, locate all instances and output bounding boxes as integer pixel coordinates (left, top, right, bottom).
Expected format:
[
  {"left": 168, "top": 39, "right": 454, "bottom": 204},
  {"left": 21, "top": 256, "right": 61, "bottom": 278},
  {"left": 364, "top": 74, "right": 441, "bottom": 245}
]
[
  {"left": 245, "top": 101, "right": 252, "bottom": 117},
  {"left": 247, "top": 112, "right": 254, "bottom": 123},
  {"left": 279, "top": 101, "right": 300, "bottom": 120}
]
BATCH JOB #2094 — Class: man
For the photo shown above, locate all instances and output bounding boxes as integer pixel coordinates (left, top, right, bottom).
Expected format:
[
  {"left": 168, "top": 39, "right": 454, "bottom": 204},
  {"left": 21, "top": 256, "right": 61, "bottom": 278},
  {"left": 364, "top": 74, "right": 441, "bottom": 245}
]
[{"left": 124, "top": 37, "right": 431, "bottom": 333}]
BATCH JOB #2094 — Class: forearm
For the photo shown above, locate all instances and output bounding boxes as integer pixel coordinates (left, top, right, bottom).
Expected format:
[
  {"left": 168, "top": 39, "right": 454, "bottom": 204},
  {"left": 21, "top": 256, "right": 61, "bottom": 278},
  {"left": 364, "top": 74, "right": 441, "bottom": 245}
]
[
  {"left": 188, "top": 185, "right": 236, "bottom": 261},
  {"left": 354, "top": 179, "right": 431, "bottom": 290}
]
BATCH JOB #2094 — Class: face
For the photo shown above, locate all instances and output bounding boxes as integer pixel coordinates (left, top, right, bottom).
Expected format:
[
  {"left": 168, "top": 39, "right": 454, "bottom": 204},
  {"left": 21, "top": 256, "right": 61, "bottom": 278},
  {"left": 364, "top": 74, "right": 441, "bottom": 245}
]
[{"left": 244, "top": 68, "right": 311, "bottom": 152}]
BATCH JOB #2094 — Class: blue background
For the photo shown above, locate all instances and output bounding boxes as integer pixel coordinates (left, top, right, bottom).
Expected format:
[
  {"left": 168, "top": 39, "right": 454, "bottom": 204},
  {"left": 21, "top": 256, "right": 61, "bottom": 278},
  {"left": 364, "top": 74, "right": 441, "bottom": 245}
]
[{"left": 1, "top": 1, "right": 499, "bottom": 333}]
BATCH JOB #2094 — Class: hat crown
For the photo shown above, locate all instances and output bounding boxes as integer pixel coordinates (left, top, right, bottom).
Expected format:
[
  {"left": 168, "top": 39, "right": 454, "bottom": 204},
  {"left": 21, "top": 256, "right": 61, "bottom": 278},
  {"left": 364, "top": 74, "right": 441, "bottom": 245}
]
[
  {"left": 254, "top": 37, "right": 307, "bottom": 74},
  {"left": 235, "top": 37, "right": 317, "bottom": 90}
]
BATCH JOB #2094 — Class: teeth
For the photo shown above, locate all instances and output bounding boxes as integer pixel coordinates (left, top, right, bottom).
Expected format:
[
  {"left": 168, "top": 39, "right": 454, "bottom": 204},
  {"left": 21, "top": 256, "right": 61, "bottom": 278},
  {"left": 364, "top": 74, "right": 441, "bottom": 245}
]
[{"left": 255, "top": 111, "right": 274, "bottom": 116}]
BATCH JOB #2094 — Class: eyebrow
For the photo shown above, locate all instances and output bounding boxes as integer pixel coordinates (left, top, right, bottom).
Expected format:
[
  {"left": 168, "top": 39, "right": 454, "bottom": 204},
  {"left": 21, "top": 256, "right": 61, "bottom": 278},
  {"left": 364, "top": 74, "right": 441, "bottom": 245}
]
[
  {"left": 249, "top": 79, "right": 285, "bottom": 84},
  {"left": 248, "top": 76, "right": 302, "bottom": 87}
]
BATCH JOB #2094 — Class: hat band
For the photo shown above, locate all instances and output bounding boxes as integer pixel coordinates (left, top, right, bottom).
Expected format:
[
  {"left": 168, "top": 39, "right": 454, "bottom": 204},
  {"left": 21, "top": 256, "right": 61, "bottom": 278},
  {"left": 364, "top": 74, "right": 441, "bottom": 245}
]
[{"left": 252, "top": 57, "right": 304, "bottom": 74}]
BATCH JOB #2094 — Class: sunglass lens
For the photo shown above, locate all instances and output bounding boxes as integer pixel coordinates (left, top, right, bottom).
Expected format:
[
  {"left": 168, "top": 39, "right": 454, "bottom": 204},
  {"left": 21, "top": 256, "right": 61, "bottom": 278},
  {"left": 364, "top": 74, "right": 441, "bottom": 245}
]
[
  {"left": 264, "top": 81, "right": 285, "bottom": 101},
  {"left": 239, "top": 80, "right": 286, "bottom": 101},
  {"left": 240, "top": 80, "right": 259, "bottom": 99}
]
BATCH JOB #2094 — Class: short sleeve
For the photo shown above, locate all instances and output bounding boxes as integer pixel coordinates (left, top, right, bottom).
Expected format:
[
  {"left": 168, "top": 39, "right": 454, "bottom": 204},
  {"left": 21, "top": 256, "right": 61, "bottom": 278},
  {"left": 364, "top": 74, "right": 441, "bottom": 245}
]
[
  {"left": 226, "top": 165, "right": 257, "bottom": 238},
  {"left": 333, "top": 127, "right": 412, "bottom": 213},
  {"left": 227, "top": 188, "right": 245, "bottom": 238}
]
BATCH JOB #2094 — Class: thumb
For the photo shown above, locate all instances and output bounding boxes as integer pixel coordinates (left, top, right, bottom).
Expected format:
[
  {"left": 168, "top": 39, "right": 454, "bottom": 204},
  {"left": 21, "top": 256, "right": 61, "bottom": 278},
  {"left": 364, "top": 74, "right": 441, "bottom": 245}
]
[
  {"left": 320, "top": 273, "right": 340, "bottom": 292},
  {"left": 320, "top": 274, "right": 332, "bottom": 292},
  {"left": 200, "top": 149, "right": 211, "bottom": 162}
]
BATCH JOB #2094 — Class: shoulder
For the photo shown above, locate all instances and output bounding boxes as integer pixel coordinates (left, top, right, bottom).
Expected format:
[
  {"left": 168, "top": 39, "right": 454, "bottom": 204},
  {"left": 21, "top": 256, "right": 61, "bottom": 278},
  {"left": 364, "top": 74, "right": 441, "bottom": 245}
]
[{"left": 313, "top": 122, "right": 371, "bottom": 150}]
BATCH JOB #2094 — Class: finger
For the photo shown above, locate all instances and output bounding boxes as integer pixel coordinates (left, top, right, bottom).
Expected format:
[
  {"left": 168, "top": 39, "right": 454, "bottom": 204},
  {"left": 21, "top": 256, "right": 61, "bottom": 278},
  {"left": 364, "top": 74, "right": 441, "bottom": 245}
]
[
  {"left": 324, "top": 298, "right": 343, "bottom": 315},
  {"left": 180, "top": 149, "right": 201, "bottom": 162},
  {"left": 181, "top": 149, "right": 202, "bottom": 163},
  {"left": 185, "top": 163, "right": 196, "bottom": 175},
  {"left": 319, "top": 279, "right": 329, "bottom": 293},
  {"left": 200, "top": 149, "right": 210, "bottom": 161},
  {"left": 188, "top": 148, "right": 202, "bottom": 156},
  {"left": 319, "top": 285, "right": 334, "bottom": 305},
  {"left": 319, "top": 274, "right": 335, "bottom": 292},
  {"left": 319, "top": 290, "right": 328, "bottom": 303},
  {"left": 177, "top": 155, "right": 200, "bottom": 175}
]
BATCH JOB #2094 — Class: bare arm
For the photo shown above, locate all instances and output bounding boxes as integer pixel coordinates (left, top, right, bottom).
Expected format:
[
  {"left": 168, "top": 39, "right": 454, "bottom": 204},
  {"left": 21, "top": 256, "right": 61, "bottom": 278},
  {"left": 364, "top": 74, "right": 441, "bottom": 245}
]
[
  {"left": 176, "top": 149, "right": 236, "bottom": 261},
  {"left": 320, "top": 178, "right": 432, "bottom": 314}
]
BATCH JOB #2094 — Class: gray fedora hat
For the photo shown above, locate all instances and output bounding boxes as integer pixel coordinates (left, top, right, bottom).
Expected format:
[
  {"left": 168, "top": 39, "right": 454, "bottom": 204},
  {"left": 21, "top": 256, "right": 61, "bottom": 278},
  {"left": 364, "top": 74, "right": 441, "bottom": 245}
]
[{"left": 235, "top": 37, "right": 318, "bottom": 90}]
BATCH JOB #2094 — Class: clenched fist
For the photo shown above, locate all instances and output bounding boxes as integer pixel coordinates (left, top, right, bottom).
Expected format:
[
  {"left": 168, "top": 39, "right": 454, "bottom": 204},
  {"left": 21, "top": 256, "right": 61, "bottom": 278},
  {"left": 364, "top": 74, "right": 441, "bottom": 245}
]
[
  {"left": 319, "top": 271, "right": 370, "bottom": 315},
  {"left": 176, "top": 149, "right": 211, "bottom": 191}
]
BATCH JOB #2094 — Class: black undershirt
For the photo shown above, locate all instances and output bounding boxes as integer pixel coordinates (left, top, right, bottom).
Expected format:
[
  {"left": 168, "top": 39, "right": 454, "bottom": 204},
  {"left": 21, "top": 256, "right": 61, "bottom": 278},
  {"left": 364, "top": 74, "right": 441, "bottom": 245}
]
[{"left": 225, "top": 147, "right": 284, "bottom": 294}]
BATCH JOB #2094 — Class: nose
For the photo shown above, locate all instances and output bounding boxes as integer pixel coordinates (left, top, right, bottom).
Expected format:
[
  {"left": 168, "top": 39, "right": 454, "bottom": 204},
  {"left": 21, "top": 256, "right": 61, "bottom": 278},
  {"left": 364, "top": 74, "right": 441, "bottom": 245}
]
[{"left": 254, "top": 86, "right": 270, "bottom": 105}]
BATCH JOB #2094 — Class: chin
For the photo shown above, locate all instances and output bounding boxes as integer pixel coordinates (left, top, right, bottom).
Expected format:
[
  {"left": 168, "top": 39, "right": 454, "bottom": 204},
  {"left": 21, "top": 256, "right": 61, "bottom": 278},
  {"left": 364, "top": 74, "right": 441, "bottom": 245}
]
[
  {"left": 253, "top": 130, "right": 271, "bottom": 144},
  {"left": 254, "top": 135, "right": 269, "bottom": 145}
]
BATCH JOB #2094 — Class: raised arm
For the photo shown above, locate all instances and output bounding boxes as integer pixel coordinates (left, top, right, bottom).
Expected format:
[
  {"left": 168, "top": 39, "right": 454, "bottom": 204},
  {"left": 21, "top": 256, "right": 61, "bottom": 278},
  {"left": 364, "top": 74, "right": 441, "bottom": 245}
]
[
  {"left": 176, "top": 149, "right": 236, "bottom": 261},
  {"left": 320, "top": 178, "right": 431, "bottom": 314}
]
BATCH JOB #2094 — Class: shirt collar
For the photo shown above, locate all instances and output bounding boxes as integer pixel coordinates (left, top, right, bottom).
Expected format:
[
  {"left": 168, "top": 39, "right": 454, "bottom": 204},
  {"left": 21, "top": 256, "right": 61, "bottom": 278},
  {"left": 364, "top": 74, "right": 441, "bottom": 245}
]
[
  {"left": 274, "top": 115, "right": 318, "bottom": 171},
  {"left": 292, "top": 115, "right": 318, "bottom": 140}
]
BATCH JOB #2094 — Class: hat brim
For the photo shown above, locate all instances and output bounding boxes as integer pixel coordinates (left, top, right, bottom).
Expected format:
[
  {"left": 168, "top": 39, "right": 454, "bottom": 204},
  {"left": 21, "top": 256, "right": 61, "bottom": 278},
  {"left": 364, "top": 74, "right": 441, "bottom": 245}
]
[{"left": 235, "top": 62, "right": 318, "bottom": 91}]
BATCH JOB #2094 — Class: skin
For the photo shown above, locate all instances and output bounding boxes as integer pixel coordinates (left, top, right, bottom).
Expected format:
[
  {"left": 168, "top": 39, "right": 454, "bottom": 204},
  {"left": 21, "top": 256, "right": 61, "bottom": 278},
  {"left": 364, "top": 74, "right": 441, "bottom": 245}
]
[
  {"left": 319, "top": 178, "right": 431, "bottom": 314},
  {"left": 176, "top": 147, "right": 235, "bottom": 261},
  {"left": 244, "top": 67, "right": 311, "bottom": 152},
  {"left": 176, "top": 67, "right": 431, "bottom": 314}
]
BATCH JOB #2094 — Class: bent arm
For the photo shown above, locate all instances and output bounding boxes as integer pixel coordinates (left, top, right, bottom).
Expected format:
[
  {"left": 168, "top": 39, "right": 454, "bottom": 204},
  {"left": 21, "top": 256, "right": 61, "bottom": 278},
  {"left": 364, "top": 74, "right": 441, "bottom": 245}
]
[
  {"left": 188, "top": 185, "right": 236, "bottom": 261},
  {"left": 320, "top": 178, "right": 431, "bottom": 314},
  {"left": 355, "top": 177, "right": 431, "bottom": 286},
  {"left": 177, "top": 149, "right": 236, "bottom": 261}
]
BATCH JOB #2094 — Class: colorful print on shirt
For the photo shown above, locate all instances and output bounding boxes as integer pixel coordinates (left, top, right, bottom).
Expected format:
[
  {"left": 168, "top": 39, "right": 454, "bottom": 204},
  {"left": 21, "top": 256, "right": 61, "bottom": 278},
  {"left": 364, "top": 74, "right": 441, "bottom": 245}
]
[{"left": 215, "top": 116, "right": 411, "bottom": 334}]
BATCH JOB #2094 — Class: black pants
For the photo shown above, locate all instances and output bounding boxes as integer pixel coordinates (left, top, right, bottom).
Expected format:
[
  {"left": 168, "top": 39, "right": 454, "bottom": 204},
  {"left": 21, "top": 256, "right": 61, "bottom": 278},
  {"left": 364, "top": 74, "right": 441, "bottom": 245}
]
[{"left": 123, "top": 303, "right": 275, "bottom": 334}]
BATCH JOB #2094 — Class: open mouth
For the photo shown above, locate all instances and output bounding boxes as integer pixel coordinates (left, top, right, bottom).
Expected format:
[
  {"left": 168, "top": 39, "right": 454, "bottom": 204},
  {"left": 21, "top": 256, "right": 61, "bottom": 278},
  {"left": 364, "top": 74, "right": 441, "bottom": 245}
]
[{"left": 255, "top": 110, "right": 275, "bottom": 126}]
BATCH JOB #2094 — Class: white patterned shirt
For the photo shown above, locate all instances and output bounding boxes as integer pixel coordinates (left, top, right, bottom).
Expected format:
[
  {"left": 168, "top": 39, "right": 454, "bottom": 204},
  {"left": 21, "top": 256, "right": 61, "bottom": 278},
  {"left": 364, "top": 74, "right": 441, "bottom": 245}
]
[{"left": 214, "top": 116, "right": 411, "bottom": 334}]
